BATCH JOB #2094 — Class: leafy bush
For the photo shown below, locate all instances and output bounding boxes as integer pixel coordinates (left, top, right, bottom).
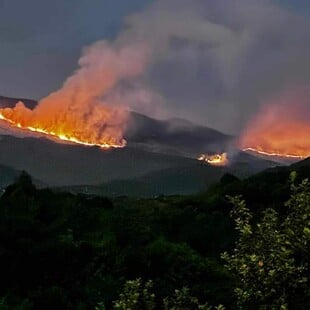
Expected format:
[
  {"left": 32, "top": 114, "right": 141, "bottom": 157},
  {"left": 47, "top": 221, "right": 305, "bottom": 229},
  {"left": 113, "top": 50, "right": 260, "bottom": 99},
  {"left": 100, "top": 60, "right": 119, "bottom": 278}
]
[{"left": 222, "top": 175, "right": 310, "bottom": 309}]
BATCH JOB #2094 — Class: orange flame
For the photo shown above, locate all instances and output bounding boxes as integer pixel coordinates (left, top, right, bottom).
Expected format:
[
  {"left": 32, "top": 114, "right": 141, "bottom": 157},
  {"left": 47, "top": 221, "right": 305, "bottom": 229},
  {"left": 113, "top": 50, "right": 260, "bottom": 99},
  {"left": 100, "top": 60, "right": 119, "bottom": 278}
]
[
  {"left": 198, "top": 153, "right": 229, "bottom": 166},
  {"left": 242, "top": 148, "right": 305, "bottom": 160},
  {"left": 0, "top": 42, "right": 149, "bottom": 148},
  {"left": 240, "top": 87, "right": 310, "bottom": 159},
  {"left": 0, "top": 109, "right": 125, "bottom": 148}
]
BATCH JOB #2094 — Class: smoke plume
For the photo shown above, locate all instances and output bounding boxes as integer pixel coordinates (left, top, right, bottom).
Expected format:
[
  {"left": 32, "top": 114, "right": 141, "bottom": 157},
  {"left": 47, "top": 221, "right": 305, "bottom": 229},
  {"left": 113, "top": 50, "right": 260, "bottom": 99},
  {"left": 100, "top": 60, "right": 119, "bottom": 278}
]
[
  {"left": 1, "top": 0, "right": 310, "bottom": 149},
  {"left": 240, "top": 85, "right": 310, "bottom": 157},
  {"left": 0, "top": 41, "right": 150, "bottom": 146},
  {"left": 115, "top": 0, "right": 310, "bottom": 134}
]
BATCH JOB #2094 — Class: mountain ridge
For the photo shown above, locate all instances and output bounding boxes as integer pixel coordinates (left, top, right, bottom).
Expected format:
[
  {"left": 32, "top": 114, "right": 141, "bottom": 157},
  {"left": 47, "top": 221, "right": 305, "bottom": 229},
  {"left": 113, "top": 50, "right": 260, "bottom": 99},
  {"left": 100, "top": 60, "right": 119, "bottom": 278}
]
[{"left": 0, "top": 95, "right": 279, "bottom": 194}]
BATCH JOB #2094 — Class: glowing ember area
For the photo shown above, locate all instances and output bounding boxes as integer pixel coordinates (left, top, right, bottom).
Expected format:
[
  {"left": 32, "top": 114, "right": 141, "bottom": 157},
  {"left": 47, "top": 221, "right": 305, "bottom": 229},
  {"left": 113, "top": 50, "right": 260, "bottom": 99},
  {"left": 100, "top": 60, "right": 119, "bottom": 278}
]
[
  {"left": 198, "top": 153, "right": 229, "bottom": 166},
  {"left": 240, "top": 87, "right": 310, "bottom": 159},
  {"left": 242, "top": 148, "right": 305, "bottom": 160},
  {"left": 0, "top": 108, "right": 125, "bottom": 148}
]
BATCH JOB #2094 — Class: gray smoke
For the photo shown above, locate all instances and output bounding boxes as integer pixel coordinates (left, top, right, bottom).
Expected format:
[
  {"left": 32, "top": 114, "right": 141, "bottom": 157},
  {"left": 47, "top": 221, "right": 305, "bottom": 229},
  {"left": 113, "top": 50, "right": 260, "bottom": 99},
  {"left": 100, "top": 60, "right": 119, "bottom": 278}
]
[{"left": 103, "top": 0, "right": 310, "bottom": 134}]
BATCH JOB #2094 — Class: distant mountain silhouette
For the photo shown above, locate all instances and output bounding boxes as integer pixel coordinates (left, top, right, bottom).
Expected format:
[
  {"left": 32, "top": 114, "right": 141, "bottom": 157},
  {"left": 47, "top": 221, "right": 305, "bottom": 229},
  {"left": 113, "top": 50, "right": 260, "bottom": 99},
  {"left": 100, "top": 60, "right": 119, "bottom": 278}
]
[
  {"left": 0, "top": 96, "right": 232, "bottom": 157},
  {"left": 0, "top": 95, "right": 279, "bottom": 194},
  {"left": 0, "top": 134, "right": 199, "bottom": 186},
  {"left": 291, "top": 157, "right": 310, "bottom": 168},
  {"left": 56, "top": 153, "right": 309, "bottom": 198}
]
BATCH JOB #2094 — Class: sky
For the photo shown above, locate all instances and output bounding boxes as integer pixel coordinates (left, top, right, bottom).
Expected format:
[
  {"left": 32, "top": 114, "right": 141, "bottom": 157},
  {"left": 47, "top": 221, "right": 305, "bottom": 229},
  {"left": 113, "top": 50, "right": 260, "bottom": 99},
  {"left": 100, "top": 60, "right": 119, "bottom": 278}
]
[
  {"left": 0, "top": 0, "right": 152, "bottom": 98},
  {"left": 0, "top": 0, "right": 309, "bottom": 133}
]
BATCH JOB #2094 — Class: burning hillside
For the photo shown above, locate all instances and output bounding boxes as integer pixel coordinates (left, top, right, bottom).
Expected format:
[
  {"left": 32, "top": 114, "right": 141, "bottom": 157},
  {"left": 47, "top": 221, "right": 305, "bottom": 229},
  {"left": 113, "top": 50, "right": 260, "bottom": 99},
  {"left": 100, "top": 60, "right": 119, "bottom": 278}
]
[
  {"left": 198, "top": 153, "right": 229, "bottom": 166},
  {"left": 240, "top": 87, "right": 310, "bottom": 160},
  {"left": 0, "top": 42, "right": 150, "bottom": 148},
  {"left": 0, "top": 106, "right": 126, "bottom": 148}
]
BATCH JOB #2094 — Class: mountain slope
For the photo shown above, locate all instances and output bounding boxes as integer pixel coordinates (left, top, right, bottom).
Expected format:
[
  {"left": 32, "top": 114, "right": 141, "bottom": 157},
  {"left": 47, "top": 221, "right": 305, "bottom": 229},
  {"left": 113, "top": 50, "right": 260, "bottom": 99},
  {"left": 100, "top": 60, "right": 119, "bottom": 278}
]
[
  {"left": 0, "top": 96, "right": 232, "bottom": 157},
  {"left": 291, "top": 157, "right": 310, "bottom": 168},
  {"left": 126, "top": 112, "right": 232, "bottom": 157},
  {"left": 0, "top": 96, "right": 278, "bottom": 193},
  {"left": 0, "top": 135, "right": 198, "bottom": 186},
  {"left": 60, "top": 152, "right": 278, "bottom": 197},
  {"left": 59, "top": 164, "right": 225, "bottom": 197}
]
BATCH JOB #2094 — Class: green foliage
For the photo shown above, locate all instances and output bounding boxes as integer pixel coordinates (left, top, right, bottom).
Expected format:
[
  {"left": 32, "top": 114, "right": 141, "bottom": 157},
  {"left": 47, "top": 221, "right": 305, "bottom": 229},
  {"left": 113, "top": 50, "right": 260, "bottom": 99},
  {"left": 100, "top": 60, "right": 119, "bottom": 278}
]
[
  {"left": 0, "top": 166, "right": 309, "bottom": 309},
  {"left": 0, "top": 173, "right": 233, "bottom": 309},
  {"left": 110, "top": 280, "right": 225, "bottom": 310},
  {"left": 222, "top": 176, "right": 310, "bottom": 308},
  {"left": 112, "top": 279, "right": 155, "bottom": 310},
  {"left": 0, "top": 296, "right": 33, "bottom": 310},
  {"left": 163, "top": 287, "right": 212, "bottom": 310}
]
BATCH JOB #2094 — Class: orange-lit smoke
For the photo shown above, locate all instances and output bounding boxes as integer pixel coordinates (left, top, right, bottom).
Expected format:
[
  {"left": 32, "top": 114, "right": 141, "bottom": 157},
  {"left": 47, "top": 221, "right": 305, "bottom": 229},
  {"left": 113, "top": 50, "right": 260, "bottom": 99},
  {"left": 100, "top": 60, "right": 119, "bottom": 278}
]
[
  {"left": 0, "top": 42, "right": 149, "bottom": 148},
  {"left": 239, "top": 87, "right": 310, "bottom": 158}
]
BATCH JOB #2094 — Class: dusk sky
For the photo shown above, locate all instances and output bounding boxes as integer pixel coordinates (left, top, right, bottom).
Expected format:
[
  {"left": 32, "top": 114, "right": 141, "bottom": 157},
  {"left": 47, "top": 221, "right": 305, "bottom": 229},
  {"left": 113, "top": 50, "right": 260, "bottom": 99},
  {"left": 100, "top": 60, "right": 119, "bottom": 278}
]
[
  {"left": 0, "top": 0, "right": 309, "bottom": 133},
  {"left": 0, "top": 0, "right": 152, "bottom": 99}
]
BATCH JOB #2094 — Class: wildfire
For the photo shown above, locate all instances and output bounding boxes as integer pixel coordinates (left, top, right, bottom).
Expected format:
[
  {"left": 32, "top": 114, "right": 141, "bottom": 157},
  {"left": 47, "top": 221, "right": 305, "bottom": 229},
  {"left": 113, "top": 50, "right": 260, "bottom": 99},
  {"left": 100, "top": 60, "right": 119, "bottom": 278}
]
[
  {"left": 240, "top": 87, "right": 310, "bottom": 160},
  {"left": 0, "top": 41, "right": 152, "bottom": 149},
  {"left": 198, "top": 153, "right": 229, "bottom": 166},
  {"left": 0, "top": 104, "right": 126, "bottom": 149},
  {"left": 242, "top": 147, "right": 305, "bottom": 160},
  {"left": 0, "top": 102, "right": 126, "bottom": 149}
]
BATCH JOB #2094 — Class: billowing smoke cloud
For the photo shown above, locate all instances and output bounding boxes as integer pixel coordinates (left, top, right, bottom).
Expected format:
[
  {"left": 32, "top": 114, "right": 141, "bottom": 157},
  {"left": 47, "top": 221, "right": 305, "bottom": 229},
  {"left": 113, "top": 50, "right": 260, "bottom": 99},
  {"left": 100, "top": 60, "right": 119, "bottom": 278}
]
[
  {"left": 1, "top": 0, "right": 309, "bottom": 147},
  {"left": 0, "top": 41, "right": 150, "bottom": 146},
  {"left": 110, "top": 0, "right": 310, "bottom": 134}
]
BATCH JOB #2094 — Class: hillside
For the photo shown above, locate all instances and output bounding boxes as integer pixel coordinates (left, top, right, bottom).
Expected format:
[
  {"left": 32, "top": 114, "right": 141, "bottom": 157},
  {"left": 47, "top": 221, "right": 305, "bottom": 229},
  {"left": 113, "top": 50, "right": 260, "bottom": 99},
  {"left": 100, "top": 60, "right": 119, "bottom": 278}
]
[
  {"left": 62, "top": 153, "right": 278, "bottom": 197},
  {"left": 0, "top": 96, "right": 278, "bottom": 193},
  {"left": 59, "top": 164, "right": 225, "bottom": 197},
  {"left": 0, "top": 96, "right": 232, "bottom": 157},
  {"left": 0, "top": 156, "right": 308, "bottom": 309},
  {"left": 0, "top": 135, "right": 199, "bottom": 186},
  {"left": 291, "top": 156, "right": 310, "bottom": 168},
  {"left": 126, "top": 112, "right": 232, "bottom": 157},
  {"left": 196, "top": 155, "right": 310, "bottom": 215}
]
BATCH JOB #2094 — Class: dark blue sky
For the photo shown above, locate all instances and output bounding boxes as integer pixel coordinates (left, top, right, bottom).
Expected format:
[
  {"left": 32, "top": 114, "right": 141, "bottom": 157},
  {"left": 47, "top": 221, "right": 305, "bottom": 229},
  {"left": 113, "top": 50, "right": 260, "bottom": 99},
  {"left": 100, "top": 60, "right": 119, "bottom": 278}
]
[
  {"left": 0, "top": 0, "right": 153, "bottom": 99},
  {"left": 281, "top": 0, "right": 310, "bottom": 13},
  {"left": 0, "top": 0, "right": 308, "bottom": 100}
]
